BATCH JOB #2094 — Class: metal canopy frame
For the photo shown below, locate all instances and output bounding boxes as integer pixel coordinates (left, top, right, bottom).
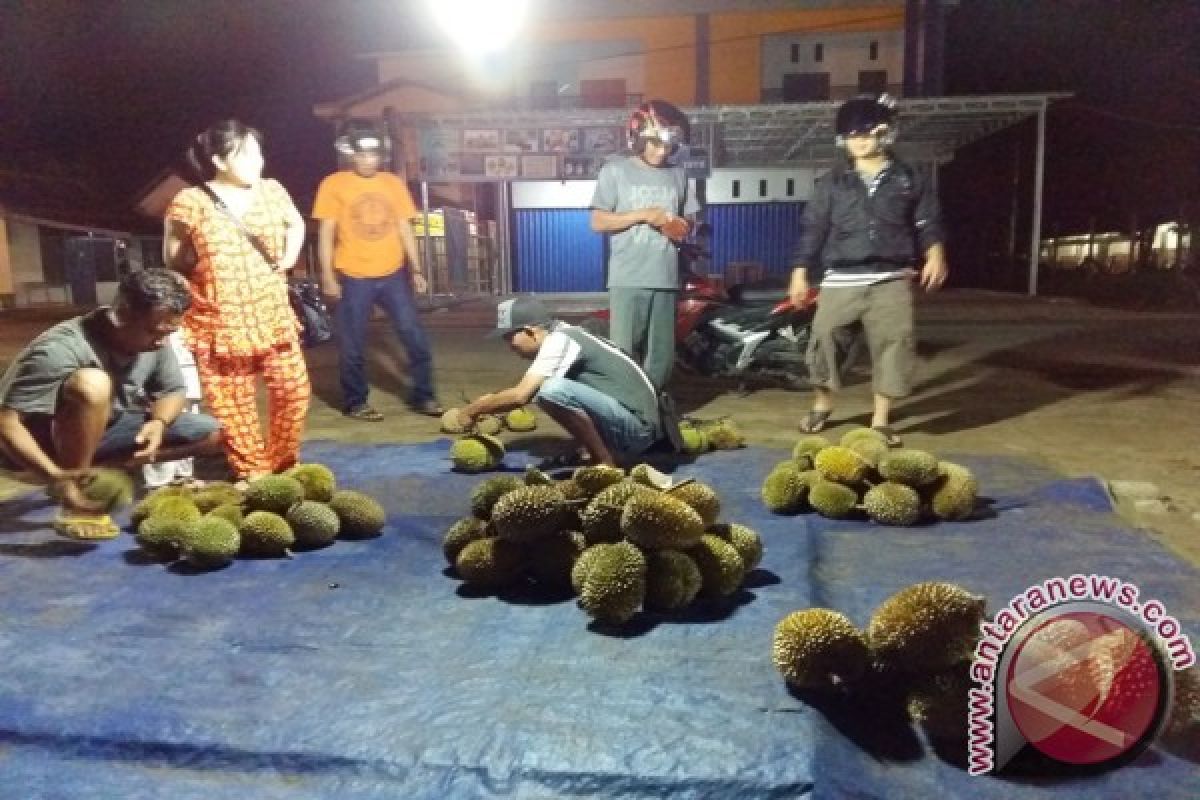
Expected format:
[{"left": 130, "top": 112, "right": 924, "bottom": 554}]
[{"left": 399, "top": 93, "right": 1065, "bottom": 294}]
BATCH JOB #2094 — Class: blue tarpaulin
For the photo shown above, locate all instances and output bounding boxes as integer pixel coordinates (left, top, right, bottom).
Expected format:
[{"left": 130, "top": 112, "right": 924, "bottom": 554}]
[{"left": 0, "top": 442, "right": 1196, "bottom": 799}]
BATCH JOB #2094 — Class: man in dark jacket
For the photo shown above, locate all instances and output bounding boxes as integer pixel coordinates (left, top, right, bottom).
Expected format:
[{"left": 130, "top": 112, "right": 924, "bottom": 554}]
[
  {"left": 787, "top": 94, "right": 948, "bottom": 446},
  {"left": 453, "top": 298, "right": 662, "bottom": 467}
]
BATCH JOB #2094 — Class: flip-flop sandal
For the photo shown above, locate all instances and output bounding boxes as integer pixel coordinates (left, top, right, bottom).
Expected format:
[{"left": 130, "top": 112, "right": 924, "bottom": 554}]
[
  {"left": 344, "top": 406, "right": 385, "bottom": 422},
  {"left": 53, "top": 512, "right": 120, "bottom": 541},
  {"left": 872, "top": 426, "right": 903, "bottom": 447},
  {"left": 799, "top": 409, "right": 833, "bottom": 434}
]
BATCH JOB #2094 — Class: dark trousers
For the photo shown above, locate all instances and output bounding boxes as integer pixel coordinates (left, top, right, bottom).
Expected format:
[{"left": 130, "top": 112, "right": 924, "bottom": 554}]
[
  {"left": 336, "top": 270, "right": 435, "bottom": 411},
  {"left": 609, "top": 287, "right": 677, "bottom": 391}
]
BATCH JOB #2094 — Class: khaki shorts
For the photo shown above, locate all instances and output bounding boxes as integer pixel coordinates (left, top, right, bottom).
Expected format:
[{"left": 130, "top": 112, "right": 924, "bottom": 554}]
[{"left": 806, "top": 278, "right": 915, "bottom": 397}]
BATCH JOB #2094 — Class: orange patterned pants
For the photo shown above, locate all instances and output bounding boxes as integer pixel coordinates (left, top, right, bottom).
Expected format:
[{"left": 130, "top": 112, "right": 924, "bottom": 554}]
[{"left": 193, "top": 339, "right": 311, "bottom": 479}]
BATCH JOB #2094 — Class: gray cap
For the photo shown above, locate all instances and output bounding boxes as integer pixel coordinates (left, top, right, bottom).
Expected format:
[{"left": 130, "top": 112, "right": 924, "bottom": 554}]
[{"left": 489, "top": 297, "right": 552, "bottom": 338}]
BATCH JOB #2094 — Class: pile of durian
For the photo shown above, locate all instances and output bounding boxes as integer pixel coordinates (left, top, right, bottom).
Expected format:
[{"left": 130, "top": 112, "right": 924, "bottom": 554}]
[
  {"left": 128, "top": 464, "right": 386, "bottom": 569},
  {"left": 678, "top": 416, "right": 746, "bottom": 456},
  {"left": 443, "top": 463, "right": 764, "bottom": 627},
  {"left": 445, "top": 408, "right": 538, "bottom": 473},
  {"left": 761, "top": 427, "right": 978, "bottom": 524},
  {"left": 773, "top": 581, "right": 986, "bottom": 742}
]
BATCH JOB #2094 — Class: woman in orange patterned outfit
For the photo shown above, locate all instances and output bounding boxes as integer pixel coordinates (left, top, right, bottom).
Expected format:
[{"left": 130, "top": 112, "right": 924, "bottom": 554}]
[{"left": 163, "top": 120, "right": 310, "bottom": 483}]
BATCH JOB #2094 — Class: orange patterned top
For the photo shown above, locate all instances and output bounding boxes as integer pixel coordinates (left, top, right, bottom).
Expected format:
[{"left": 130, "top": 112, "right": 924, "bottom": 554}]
[{"left": 166, "top": 179, "right": 300, "bottom": 357}]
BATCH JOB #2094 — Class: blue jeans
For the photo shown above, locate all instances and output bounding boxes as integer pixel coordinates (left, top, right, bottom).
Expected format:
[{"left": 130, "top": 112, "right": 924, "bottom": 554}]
[
  {"left": 535, "top": 377, "right": 656, "bottom": 458},
  {"left": 336, "top": 270, "right": 436, "bottom": 411}
]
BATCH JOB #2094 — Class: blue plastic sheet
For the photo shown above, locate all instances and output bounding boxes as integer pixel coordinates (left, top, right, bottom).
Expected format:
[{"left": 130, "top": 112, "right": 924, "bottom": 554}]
[{"left": 0, "top": 442, "right": 1196, "bottom": 799}]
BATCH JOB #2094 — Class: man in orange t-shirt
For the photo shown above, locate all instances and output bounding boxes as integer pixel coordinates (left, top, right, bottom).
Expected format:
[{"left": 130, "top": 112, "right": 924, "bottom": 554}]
[{"left": 313, "top": 119, "right": 443, "bottom": 420}]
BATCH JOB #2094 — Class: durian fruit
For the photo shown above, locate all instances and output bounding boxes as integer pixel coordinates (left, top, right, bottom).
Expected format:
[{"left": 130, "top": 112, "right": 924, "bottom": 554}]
[
  {"left": 845, "top": 436, "right": 889, "bottom": 469},
  {"left": 442, "top": 516, "right": 490, "bottom": 564},
  {"left": 699, "top": 418, "right": 745, "bottom": 450},
  {"left": 135, "top": 516, "right": 189, "bottom": 559},
  {"left": 526, "top": 531, "right": 585, "bottom": 591},
  {"left": 285, "top": 464, "right": 337, "bottom": 502},
  {"left": 580, "top": 481, "right": 654, "bottom": 544},
  {"left": 1164, "top": 666, "right": 1200, "bottom": 740},
  {"left": 555, "top": 479, "right": 588, "bottom": 502},
  {"left": 620, "top": 492, "right": 706, "bottom": 550},
  {"left": 710, "top": 523, "right": 763, "bottom": 571},
  {"left": 571, "top": 543, "right": 614, "bottom": 595},
  {"left": 329, "top": 489, "right": 386, "bottom": 539},
  {"left": 907, "top": 661, "right": 972, "bottom": 741},
  {"left": 440, "top": 408, "right": 472, "bottom": 434},
  {"left": 667, "top": 480, "right": 721, "bottom": 526},
  {"left": 491, "top": 484, "right": 567, "bottom": 542},
  {"left": 761, "top": 462, "right": 809, "bottom": 514},
  {"left": 207, "top": 502, "right": 244, "bottom": 528},
  {"left": 80, "top": 468, "right": 134, "bottom": 512},
  {"left": 927, "top": 461, "right": 978, "bottom": 521},
  {"left": 178, "top": 516, "right": 240, "bottom": 569},
  {"left": 238, "top": 511, "right": 294, "bottom": 556},
  {"left": 577, "top": 541, "right": 647, "bottom": 625},
  {"left": 504, "top": 407, "right": 537, "bottom": 432},
  {"left": 772, "top": 608, "right": 870, "bottom": 690},
  {"left": 244, "top": 475, "right": 305, "bottom": 515},
  {"left": 286, "top": 500, "right": 341, "bottom": 549},
  {"left": 792, "top": 434, "right": 832, "bottom": 468},
  {"left": 450, "top": 437, "right": 497, "bottom": 473},
  {"left": 814, "top": 446, "right": 870, "bottom": 484},
  {"left": 522, "top": 465, "right": 555, "bottom": 486},
  {"left": 455, "top": 537, "right": 526, "bottom": 589},
  {"left": 868, "top": 582, "right": 986, "bottom": 672},
  {"left": 629, "top": 463, "right": 673, "bottom": 490},
  {"left": 470, "top": 475, "right": 523, "bottom": 519},
  {"left": 572, "top": 464, "right": 626, "bottom": 496},
  {"left": 687, "top": 534, "right": 746, "bottom": 598},
  {"left": 863, "top": 482, "right": 921, "bottom": 526},
  {"left": 133, "top": 493, "right": 201, "bottom": 529},
  {"left": 643, "top": 549, "right": 703, "bottom": 611},
  {"left": 878, "top": 449, "right": 940, "bottom": 488},
  {"left": 192, "top": 483, "right": 243, "bottom": 513},
  {"left": 680, "top": 426, "right": 710, "bottom": 455},
  {"left": 475, "top": 414, "right": 504, "bottom": 436},
  {"left": 840, "top": 427, "right": 888, "bottom": 448},
  {"left": 808, "top": 479, "right": 860, "bottom": 519}
]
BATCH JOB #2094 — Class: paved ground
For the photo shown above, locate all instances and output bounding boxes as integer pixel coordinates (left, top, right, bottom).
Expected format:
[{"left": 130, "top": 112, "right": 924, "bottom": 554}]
[{"left": 2, "top": 290, "right": 1198, "bottom": 566}]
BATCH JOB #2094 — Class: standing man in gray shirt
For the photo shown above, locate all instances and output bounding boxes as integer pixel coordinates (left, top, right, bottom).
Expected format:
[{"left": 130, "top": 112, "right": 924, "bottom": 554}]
[
  {"left": 590, "top": 100, "right": 700, "bottom": 391},
  {"left": 0, "top": 269, "right": 222, "bottom": 540}
]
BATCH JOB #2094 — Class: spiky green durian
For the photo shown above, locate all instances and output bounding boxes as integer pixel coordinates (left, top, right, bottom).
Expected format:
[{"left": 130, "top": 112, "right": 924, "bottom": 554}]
[
  {"left": 491, "top": 484, "right": 567, "bottom": 542},
  {"left": 687, "top": 534, "right": 746, "bottom": 598},
  {"left": 285, "top": 464, "right": 337, "bottom": 502},
  {"left": 579, "top": 481, "right": 654, "bottom": 544},
  {"left": 244, "top": 475, "right": 305, "bottom": 514},
  {"left": 845, "top": 436, "right": 889, "bottom": 469},
  {"left": 571, "top": 543, "right": 615, "bottom": 595},
  {"left": 808, "top": 479, "right": 860, "bottom": 519},
  {"left": 135, "top": 516, "right": 189, "bottom": 558},
  {"left": 145, "top": 495, "right": 202, "bottom": 524},
  {"left": 762, "top": 462, "right": 809, "bottom": 514},
  {"left": 238, "top": 511, "right": 294, "bottom": 556},
  {"left": 450, "top": 437, "right": 496, "bottom": 473},
  {"left": 772, "top": 608, "right": 870, "bottom": 690},
  {"left": 504, "top": 407, "right": 537, "bottom": 432},
  {"left": 863, "top": 482, "right": 921, "bottom": 526},
  {"left": 792, "top": 434, "right": 832, "bottom": 467},
  {"left": 867, "top": 582, "right": 986, "bottom": 672},
  {"left": 178, "top": 516, "right": 240, "bottom": 569},
  {"left": 329, "top": 490, "right": 386, "bottom": 539},
  {"left": 680, "top": 426, "right": 709, "bottom": 455},
  {"left": 556, "top": 479, "right": 588, "bottom": 502},
  {"left": 81, "top": 468, "right": 134, "bottom": 512},
  {"left": 206, "top": 502, "right": 244, "bottom": 528},
  {"left": 522, "top": 465, "right": 555, "bottom": 486},
  {"left": 439, "top": 408, "right": 471, "bottom": 434},
  {"left": 927, "top": 461, "right": 978, "bottom": 521},
  {"left": 814, "top": 446, "right": 870, "bottom": 484},
  {"left": 192, "top": 483, "right": 243, "bottom": 513},
  {"left": 527, "top": 531, "right": 586, "bottom": 591},
  {"left": 454, "top": 536, "right": 526, "bottom": 589},
  {"left": 286, "top": 500, "right": 341, "bottom": 549},
  {"left": 572, "top": 464, "right": 626, "bottom": 496},
  {"left": 709, "top": 523, "right": 763, "bottom": 571},
  {"left": 878, "top": 449, "right": 940, "bottom": 488},
  {"left": 470, "top": 475, "right": 524, "bottom": 519},
  {"left": 628, "top": 463, "right": 672, "bottom": 490},
  {"left": 643, "top": 549, "right": 703, "bottom": 611},
  {"left": 130, "top": 486, "right": 192, "bottom": 528},
  {"left": 620, "top": 492, "right": 706, "bottom": 550},
  {"left": 442, "top": 516, "right": 490, "bottom": 564},
  {"left": 840, "top": 427, "right": 889, "bottom": 448},
  {"left": 667, "top": 481, "right": 721, "bottom": 526},
  {"left": 475, "top": 414, "right": 504, "bottom": 435},
  {"left": 578, "top": 541, "right": 647, "bottom": 625},
  {"left": 1165, "top": 666, "right": 1200, "bottom": 741},
  {"left": 701, "top": 419, "right": 745, "bottom": 450},
  {"left": 907, "top": 661, "right": 973, "bottom": 741}
]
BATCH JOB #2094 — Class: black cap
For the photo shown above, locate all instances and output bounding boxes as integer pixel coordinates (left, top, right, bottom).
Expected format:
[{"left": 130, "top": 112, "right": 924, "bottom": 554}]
[{"left": 489, "top": 297, "right": 552, "bottom": 338}]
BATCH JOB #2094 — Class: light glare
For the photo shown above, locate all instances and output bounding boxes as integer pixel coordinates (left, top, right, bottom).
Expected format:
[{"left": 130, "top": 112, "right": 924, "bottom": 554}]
[{"left": 426, "top": 0, "right": 530, "bottom": 55}]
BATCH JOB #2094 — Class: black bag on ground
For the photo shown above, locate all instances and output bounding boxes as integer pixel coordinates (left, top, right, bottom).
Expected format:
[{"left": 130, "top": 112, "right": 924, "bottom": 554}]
[
  {"left": 288, "top": 280, "right": 334, "bottom": 348},
  {"left": 657, "top": 390, "right": 686, "bottom": 454}
]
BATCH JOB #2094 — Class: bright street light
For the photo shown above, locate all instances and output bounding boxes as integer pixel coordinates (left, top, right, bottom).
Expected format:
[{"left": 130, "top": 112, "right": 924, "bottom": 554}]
[{"left": 425, "top": 0, "right": 531, "bottom": 56}]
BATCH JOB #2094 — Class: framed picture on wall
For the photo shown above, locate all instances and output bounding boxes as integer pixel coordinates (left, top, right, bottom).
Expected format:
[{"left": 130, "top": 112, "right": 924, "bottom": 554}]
[
  {"left": 503, "top": 129, "right": 540, "bottom": 152},
  {"left": 484, "top": 154, "right": 519, "bottom": 178},
  {"left": 463, "top": 129, "right": 501, "bottom": 150},
  {"left": 542, "top": 128, "right": 579, "bottom": 153},
  {"left": 520, "top": 155, "right": 558, "bottom": 179},
  {"left": 584, "top": 127, "right": 620, "bottom": 153},
  {"left": 563, "top": 156, "right": 594, "bottom": 179},
  {"left": 460, "top": 153, "right": 485, "bottom": 176}
]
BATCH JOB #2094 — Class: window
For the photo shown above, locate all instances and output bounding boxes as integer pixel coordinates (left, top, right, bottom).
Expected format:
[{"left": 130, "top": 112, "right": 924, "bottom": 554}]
[
  {"left": 786, "top": 178, "right": 795, "bottom": 197},
  {"left": 814, "top": 43, "right": 824, "bottom": 62},
  {"left": 782, "top": 72, "right": 830, "bottom": 102},
  {"left": 869, "top": 40, "right": 879, "bottom": 61},
  {"left": 759, "top": 179, "right": 768, "bottom": 198},
  {"left": 858, "top": 70, "right": 888, "bottom": 94},
  {"left": 790, "top": 43, "right": 799, "bottom": 63},
  {"left": 732, "top": 180, "right": 741, "bottom": 199}
]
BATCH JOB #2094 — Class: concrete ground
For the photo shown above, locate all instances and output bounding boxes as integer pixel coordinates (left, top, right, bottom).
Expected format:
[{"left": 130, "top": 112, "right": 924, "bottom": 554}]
[{"left": 2, "top": 289, "right": 1198, "bottom": 567}]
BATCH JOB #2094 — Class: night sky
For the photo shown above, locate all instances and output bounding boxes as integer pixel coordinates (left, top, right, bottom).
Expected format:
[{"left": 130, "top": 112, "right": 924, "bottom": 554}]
[{"left": 2, "top": 0, "right": 1197, "bottom": 266}]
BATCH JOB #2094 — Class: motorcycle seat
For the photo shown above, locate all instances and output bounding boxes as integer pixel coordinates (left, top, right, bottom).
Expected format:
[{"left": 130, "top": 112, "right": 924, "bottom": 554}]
[{"left": 726, "top": 278, "right": 789, "bottom": 306}]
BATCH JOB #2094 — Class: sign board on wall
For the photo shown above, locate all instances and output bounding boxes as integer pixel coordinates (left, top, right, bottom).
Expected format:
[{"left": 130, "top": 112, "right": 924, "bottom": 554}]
[{"left": 419, "top": 125, "right": 626, "bottom": 181}]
